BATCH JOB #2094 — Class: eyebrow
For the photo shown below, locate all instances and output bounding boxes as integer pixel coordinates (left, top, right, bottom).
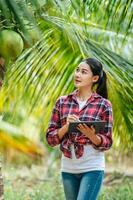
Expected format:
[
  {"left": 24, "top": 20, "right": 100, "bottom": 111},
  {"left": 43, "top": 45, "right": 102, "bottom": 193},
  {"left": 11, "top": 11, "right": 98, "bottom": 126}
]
[
  {"left": 80, "top": 67, "right": 89, "bottom": 72},
  {"left": 83, "top": 68, "right": 89, "bottom": 71},
  {"left": 77, "top": 66, "right": 89, "bottom": 70}
]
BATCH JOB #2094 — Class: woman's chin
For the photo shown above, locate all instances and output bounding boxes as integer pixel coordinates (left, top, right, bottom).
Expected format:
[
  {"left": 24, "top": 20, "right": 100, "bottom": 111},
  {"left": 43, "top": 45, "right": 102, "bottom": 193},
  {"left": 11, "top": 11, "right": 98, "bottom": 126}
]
[
  {"left": 74, "top": 84, "right": 83, "bottom": 89},
  {"left": 74, "top": 83, "right": 80, "bottom": 88}
]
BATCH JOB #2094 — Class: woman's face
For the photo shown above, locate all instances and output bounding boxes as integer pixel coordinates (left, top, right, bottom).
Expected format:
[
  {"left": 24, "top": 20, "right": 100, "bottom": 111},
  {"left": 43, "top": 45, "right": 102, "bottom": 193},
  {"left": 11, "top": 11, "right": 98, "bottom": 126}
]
[{"left": 74, "top": 62, "right": 99, "bottom": 89}]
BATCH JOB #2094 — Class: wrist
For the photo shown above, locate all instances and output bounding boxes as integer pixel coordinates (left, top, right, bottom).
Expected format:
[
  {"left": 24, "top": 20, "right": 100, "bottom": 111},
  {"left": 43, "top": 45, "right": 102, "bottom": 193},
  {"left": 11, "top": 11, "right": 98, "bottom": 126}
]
[
  {"left": 57, "top": 124, "right": 69, "bottom": 140},
  {"left": 64, "top": 123, "right": 69, "bottom": 132},
  {"left": 86, "top": 131, "right": 101, "bottom": 145},
  {"left": 86, "top": 131, "right": 95, "bottom": 139},
  {"left": 95, "top": 135, "right": 102, "bottom": 146},
  {"left": 90, "top": 133, "right": 101, "bottom": 146}
]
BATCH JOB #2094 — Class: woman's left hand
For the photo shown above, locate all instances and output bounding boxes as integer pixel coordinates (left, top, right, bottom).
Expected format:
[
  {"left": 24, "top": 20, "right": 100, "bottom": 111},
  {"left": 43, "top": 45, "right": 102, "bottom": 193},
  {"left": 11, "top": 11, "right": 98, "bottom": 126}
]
[
  {"left": 77, "top": 124, "right": 95, "bottom": 139},
  {"left": 77, "top": 124, "right": 102, "bottom": 146}
]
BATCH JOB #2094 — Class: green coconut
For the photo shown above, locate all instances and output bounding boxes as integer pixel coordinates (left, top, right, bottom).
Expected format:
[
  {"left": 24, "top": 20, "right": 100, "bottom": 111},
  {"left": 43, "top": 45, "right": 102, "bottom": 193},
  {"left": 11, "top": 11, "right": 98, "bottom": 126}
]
[{"left": 0, "top": 30, "right": 24, "bottom": 60}]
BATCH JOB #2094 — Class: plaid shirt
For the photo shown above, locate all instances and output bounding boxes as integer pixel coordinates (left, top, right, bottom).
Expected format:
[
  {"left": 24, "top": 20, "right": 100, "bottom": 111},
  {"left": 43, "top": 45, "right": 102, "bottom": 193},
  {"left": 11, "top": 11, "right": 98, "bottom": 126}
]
[{"left": 46, "top": 90, "right": 113, "bottom": 158}]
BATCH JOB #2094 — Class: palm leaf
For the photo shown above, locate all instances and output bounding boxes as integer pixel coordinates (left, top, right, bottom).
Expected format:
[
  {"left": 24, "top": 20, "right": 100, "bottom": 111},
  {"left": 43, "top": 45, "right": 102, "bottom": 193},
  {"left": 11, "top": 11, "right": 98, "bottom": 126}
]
[
  {"left": 0, "top": 0, "right": 133, "bottom": 152},
  {"left": 3, "top": 12, "right": 133, "bottom": 151},
  {"left": 0, "top": 121, "right": 44, "bottom": 157}
]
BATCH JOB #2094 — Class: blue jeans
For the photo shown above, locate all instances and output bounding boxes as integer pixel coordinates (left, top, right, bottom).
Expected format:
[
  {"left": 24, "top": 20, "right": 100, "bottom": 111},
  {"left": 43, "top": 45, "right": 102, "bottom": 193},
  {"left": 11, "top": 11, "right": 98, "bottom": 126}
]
[{"left": 61, "top": 170, "right": 104, "bottom": 200}]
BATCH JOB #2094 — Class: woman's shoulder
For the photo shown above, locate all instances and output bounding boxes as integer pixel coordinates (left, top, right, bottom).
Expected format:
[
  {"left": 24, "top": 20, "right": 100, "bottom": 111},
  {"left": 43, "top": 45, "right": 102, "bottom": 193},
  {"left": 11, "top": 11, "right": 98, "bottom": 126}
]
[
  {"left": 95, "top": 93, "right": 112, "bottom": 108},
  {"left": 101, "top": 98, "right": 112, "bottom": 112},
  {"left": 56, "top": 94, "right": 70, "bottom": 104}
]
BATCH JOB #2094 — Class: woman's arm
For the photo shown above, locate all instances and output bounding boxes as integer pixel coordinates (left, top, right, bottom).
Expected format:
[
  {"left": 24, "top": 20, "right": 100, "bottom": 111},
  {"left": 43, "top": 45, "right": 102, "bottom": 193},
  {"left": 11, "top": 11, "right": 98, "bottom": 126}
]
[
  {"left": 77, "top": 102, "right": 113, "bottom": 150},
  {"left": 57, "top": 124, "right": 68, "bottom": 140},
  {"left": 46, "top": 98, "right": 79, "bottom": 146},
  {"left": 46, "top": 98, "right": 62, "bottom": 147},
  {"left": 57, "top": 114, "right": 79, "bottom": 140},
  {"left": 95, "top": 102, "right": 113, "bottom": 150},
  {"left": 77, "top": 124, "right": 102, "bottom": 146}
]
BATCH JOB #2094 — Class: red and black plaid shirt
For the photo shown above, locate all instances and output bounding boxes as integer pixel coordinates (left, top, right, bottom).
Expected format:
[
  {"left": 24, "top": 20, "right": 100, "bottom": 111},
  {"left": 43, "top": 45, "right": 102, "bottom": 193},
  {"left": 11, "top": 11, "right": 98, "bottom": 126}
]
[{"left": 46, "top": 90, "right": 113, "bottom": 158}]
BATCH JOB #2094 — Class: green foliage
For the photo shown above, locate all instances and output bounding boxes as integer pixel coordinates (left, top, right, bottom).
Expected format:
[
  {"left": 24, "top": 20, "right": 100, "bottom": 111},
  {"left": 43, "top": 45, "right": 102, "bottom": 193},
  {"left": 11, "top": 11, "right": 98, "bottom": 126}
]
[
  {"left": 0, "top": 0, "right": 133, "bottom": 155},
  {"left": 0, "top": 0, "right": 40, "bottom": 32}
]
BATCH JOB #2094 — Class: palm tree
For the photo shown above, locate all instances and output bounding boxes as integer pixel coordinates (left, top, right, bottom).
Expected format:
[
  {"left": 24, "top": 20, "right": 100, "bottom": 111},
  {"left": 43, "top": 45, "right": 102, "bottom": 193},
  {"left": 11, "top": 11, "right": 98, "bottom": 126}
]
[{"left": 0, "top": 0, "right": 133, "bottom": 157}]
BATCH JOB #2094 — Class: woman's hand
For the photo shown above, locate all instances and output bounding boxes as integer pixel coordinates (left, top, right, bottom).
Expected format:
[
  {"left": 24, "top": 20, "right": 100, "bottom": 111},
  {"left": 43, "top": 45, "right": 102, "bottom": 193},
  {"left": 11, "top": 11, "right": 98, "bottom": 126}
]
[
  {"left": 77, "top": 124, "right": 95, "bottom": 138},
  {"left": 65, "top": 114, "right": 79, "bottom": 132},
  {"left": 57, "top": 114, "right": 79, "bottom": 140},
  {"left": 77, "top": 123, "right": 102, "bottom": 146},
  {"left": 66, "top": 114, "right": 79, "bottom": 125}
]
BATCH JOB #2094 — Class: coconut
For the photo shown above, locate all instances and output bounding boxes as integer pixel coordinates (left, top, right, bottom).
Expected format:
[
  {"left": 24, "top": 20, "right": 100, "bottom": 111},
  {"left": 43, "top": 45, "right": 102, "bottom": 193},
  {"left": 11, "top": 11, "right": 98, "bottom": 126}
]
[{"left": 0, "top": 30, "right": 24, "bottom": 60}]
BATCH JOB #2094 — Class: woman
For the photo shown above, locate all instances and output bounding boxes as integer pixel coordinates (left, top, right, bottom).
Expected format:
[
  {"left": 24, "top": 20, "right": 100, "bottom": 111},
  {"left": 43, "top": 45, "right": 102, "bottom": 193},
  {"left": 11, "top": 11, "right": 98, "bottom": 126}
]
[{"left": 46, "top": 58, "right": 113, "bottom": 200}]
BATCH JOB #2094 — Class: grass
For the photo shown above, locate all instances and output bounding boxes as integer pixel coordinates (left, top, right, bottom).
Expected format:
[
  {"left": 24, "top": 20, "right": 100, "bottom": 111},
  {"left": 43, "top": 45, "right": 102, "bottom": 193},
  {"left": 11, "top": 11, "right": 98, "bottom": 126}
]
[
  {"left": 3, "top": 165, "right": 133, "bottom": 200},
  {"left": 4, "top": 172, "right": 64, "bottom": 200},
  {"left": 98, "top": 178, "right": 133, "bottom": 200}
]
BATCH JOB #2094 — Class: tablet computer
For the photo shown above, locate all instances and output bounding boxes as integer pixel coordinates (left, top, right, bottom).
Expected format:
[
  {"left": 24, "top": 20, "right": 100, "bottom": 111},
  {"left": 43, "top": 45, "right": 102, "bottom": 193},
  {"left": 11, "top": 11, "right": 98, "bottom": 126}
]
[{"left": 68, "top": 121, "right": 106, "bottom": 134}]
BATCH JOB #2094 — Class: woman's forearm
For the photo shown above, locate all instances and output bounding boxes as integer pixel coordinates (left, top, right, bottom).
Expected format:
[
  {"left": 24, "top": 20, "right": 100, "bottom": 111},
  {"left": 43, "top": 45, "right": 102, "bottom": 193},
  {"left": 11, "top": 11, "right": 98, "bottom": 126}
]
[
  {"left": 88, "top": 132, "right": 102, "bottom": 146},
  {"left": 57, "top": 114, "right": 79, "bottom": 140},
  {"left": 57, "top": 124, "right": 69, "bottom": 140}
]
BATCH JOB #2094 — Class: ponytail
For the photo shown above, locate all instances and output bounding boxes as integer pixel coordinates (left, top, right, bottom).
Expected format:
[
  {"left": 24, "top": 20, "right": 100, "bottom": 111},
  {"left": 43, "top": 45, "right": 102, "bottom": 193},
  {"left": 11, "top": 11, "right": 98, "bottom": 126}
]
[{"left": 96, "top": 70, "right": 108, "bottom": 99}]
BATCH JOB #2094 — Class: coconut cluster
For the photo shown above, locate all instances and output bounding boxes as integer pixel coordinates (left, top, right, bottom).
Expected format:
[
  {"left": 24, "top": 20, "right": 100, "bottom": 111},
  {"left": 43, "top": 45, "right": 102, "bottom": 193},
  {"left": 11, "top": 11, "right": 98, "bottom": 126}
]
[
  {"left": 0, "top": 30, "right": 24, "bottom": 60},
  {"left": 0, "top": 28, "right": 40, "bottom": 60},
  {"left": 0, "top": 28, "right": 40, "bottom": 86}
]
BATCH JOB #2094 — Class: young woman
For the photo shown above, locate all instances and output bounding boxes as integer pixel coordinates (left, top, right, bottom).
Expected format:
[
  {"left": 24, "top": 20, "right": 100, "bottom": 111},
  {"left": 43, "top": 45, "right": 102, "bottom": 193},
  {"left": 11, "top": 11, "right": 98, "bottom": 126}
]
[{"left": 46, "top": 58, "right": 113, "bottom": 200}]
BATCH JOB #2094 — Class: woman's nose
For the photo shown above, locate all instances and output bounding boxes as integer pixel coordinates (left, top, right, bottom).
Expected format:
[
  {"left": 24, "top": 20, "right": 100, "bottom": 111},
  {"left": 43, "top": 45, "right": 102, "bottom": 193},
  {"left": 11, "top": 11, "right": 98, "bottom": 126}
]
[{"left": 75, "top": 71, "right": 81, "bottom": 77}]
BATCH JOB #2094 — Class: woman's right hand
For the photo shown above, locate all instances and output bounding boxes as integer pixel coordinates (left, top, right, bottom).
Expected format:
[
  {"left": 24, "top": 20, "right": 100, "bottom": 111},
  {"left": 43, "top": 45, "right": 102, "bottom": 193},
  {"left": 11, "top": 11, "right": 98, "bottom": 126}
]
[
  {"left": 66, "top": 115, "right": 80, "bottom": 131},
  {"left": 57, "top": 115, "right": 79, "bottom": 140},
  {"left": 64, "top": 114, "right": 79, "bottom": 133},
  {"left": 66, "top": 114, "right": 80, "bottom": 125}
]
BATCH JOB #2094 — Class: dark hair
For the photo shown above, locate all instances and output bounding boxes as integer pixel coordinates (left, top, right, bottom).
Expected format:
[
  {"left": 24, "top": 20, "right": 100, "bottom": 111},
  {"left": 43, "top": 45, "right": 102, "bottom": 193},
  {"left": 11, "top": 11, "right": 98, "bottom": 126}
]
[{"left": 82, "top": 58, "right": 108, "bottom": 99}]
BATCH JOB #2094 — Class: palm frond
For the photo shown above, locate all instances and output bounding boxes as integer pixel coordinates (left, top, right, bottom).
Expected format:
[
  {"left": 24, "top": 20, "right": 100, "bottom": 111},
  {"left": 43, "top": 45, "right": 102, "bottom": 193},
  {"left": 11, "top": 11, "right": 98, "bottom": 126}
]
[
  {"left": 0, "top": 0, "right": 133, "bottom": 152},
  {"left": 2, "top": 14, "right": 133, "bottom": 150},
  {"left": 47, "top": 0, "right": 133, "bottom": 36},
  {"left": 0, "top": 121, "right": 44, "bottom": 157}
]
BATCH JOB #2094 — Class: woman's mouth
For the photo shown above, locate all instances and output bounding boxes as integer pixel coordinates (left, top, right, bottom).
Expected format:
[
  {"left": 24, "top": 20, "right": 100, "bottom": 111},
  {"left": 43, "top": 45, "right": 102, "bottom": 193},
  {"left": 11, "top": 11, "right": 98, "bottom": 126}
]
[{"left": 75, "top": 79, "right": 81, "bottom": 84}]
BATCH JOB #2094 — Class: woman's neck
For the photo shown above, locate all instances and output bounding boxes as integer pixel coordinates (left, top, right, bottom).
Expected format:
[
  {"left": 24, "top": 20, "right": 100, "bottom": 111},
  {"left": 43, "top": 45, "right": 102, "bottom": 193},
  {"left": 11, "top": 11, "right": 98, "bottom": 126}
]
[{"left": 77, "top": 88, "right": 93, "bottom": 101}]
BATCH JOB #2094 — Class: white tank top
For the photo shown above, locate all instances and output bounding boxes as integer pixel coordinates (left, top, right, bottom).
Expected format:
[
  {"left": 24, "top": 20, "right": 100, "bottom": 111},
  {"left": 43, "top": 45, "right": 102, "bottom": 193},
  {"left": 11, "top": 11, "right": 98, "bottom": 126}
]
[{"left": 61, "top": 99, "right": 105, "bottom": 173}]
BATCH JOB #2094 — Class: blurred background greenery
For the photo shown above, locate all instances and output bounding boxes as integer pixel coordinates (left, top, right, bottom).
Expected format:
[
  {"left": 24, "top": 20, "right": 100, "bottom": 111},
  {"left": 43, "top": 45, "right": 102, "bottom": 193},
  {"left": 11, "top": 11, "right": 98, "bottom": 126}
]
[{"left": 0, "top": 0, "right": 133, "bottom": 199}]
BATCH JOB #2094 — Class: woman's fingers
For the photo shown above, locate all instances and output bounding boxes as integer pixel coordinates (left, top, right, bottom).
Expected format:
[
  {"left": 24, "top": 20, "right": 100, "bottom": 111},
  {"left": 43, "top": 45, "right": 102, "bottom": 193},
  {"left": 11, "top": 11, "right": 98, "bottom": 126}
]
[
  {"left": 69, "top": 115, "right": 78, "bottom": 120},
  {"left": 77, "top": 124, "right": 96, "bottom": 135},
  {"left": 72, "top": 114, "right": 79, "bottom": 120},
  {"left": 67, "top": 114, "right": 79, "bottom": 123}
]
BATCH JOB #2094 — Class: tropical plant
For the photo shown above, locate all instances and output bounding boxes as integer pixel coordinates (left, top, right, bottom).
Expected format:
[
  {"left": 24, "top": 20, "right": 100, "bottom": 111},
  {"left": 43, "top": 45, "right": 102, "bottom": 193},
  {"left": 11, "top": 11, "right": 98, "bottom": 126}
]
[{"left": 0, "top": 0, "right": 133, "bottom": 158}]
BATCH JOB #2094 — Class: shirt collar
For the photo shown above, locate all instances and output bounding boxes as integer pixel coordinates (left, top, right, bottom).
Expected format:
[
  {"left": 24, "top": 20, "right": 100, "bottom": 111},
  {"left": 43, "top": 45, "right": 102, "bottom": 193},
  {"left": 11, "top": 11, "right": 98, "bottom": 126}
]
[{"left": 68, "top": 89, "right": 101, "bottom": 103}]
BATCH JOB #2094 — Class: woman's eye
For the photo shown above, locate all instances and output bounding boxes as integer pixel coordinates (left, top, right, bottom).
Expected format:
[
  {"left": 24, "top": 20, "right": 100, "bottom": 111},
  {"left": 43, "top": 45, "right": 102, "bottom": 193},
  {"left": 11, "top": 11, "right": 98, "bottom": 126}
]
[
  {"left": 75, "top": 68, "right": 88, "bottom": 74},
  {"left": 75, "top": 68, "right": 79, "bottom": 72},
  {"left": 82, "top": 70, "right": 87, "bottom": 74}
]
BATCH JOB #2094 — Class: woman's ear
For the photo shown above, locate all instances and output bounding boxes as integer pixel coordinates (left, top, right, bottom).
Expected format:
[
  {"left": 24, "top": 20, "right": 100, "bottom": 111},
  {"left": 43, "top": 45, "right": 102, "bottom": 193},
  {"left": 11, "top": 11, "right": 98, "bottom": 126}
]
[{"left": 92, "top": 75, "right": 99, "bottom": 83}]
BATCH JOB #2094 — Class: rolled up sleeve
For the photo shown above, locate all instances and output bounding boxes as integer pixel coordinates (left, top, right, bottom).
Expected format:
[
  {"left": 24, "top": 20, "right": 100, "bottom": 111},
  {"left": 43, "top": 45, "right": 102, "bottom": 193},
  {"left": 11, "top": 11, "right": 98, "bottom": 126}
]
[
  {"left": 93, "top": 102, "right": 113, "bottom": 151},
  {"left": 46, "top": 98, "right": 61, "bottom": 147}
]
